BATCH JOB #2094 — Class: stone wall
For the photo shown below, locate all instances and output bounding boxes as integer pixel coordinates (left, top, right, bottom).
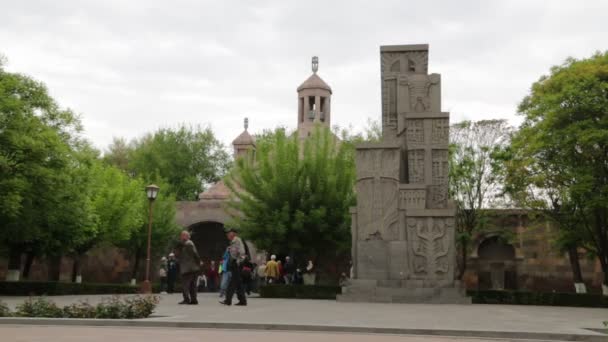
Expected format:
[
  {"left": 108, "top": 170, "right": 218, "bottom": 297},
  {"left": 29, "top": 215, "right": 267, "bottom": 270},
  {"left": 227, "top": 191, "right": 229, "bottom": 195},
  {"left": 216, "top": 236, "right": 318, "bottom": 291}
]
[{"left": 464, "top": 210, "right": 603, "bottom": 293}]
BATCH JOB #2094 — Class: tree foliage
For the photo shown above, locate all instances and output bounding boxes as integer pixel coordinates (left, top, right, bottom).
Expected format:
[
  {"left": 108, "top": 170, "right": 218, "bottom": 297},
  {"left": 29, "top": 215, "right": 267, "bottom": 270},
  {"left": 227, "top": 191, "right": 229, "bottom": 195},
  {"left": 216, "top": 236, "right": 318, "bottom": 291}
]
[
  {"left": 226, "top": 126, "right": 356, "bottom": 260},
  {"left": 503, "top": 51, "right": 608, "bottom": 288},
  {"left": 449, "top": 119, "right": 513, "bottom": 279},
  {"left": 105, "top": 124, "right": 231, "bottom": 200}
]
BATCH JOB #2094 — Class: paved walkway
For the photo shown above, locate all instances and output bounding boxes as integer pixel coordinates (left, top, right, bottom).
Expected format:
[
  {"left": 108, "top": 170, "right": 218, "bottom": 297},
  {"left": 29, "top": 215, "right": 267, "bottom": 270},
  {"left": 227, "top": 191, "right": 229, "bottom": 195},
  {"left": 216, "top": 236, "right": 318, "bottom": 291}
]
[
  {"left": 1, "top": 293, "right": 606, "bottom": 340},
  {"left": 0, "top": 325, "right": 541, "bottom": 342}
]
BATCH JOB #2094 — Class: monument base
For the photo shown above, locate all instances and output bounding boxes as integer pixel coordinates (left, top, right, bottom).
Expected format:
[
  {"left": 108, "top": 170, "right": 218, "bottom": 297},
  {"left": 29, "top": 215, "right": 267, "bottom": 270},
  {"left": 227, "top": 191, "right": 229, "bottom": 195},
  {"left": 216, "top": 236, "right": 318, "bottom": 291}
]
[{"left": 337, "top": 279, "right": 471, "bottom": 304}]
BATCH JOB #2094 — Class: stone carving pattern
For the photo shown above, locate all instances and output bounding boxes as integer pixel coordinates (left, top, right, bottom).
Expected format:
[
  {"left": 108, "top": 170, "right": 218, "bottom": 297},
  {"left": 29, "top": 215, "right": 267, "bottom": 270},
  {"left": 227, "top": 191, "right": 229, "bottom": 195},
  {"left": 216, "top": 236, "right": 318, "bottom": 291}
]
[
  {"left": 407, "top": 149, "right": 425, "bottom": 184},
  {"left": 407, "top": 217, "right": 453, "bottom": 277},
  {"left": 400, "top": 76, "right": 438, "bottom": 112},
  {"left": 400, "top": 189, "right": 426, "bottom": 210},
  {"left": 356, "top": 149, "right": 399, "bottom": 241},
  {"left": 381, "top": 51, "right": 429, "bottom": 75},
  {"left": 406, "top": 119, "right": 424, "bottom": 144},
  {"left": 432, "top": 150, "right": 449, "bottom": 185},
  {"left": 382, "top": 78, "right": 398, "bottom": 131},
  {"left": 431, "top": 119, "right": 449, "bottom": 144},
  {"left": 428, "top": 185, "right": 448, "bottom": 209}
]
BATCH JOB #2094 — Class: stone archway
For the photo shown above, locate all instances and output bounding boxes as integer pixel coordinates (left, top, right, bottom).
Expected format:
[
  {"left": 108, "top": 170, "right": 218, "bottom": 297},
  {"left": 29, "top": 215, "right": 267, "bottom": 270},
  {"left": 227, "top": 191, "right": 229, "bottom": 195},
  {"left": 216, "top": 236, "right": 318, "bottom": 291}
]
[
  {"left": 477, "top": 236, "right": 517, "bottom": 290},
  {"left": 188, "top": 221, "right": 229, "bottom": 263}
]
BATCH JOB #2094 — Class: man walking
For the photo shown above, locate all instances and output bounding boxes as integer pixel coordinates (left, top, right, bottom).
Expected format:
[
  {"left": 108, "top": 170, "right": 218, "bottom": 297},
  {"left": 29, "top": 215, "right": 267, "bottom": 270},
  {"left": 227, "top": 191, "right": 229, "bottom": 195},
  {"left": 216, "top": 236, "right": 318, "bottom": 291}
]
[
  {"left": 176, "top": 230, "right": 201, "bottom": 305},
  {"left": 167, "top": 253, "right": 178, "bottom": 293},
  {"left": 283, "top": 256, "right": 295, "bottom": 284},
  {"left": 220, "top": 228, "right": 247, "bottom": 306}
]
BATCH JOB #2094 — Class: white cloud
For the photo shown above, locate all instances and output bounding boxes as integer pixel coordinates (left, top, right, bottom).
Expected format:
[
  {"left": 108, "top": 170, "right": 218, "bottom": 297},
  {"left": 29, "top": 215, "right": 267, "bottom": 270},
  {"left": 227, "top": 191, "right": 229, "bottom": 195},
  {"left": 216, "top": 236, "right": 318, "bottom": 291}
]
[{"left": 1, "top": 0, "right": 606, "bottom": 150}]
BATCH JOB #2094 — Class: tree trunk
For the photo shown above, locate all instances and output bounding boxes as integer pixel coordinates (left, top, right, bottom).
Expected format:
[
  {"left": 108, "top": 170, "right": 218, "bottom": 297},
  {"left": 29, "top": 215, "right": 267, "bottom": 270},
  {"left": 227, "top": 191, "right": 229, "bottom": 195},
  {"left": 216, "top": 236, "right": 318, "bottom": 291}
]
[
  {"left": 47, "top": 255, "right": 62, "bottom": 281},
  {"left": 22, "top": 252, "right": 35, "bottom": 279},
  {"left": 457, "top": 241, "right": 468, "bottom": 280},
  {"left": 567, "top": 245, "right": 583, "bottom": 283},
  {"left": 131, "top": 252, "right": 141, "bottom": 281},
  {"left": 71, "top": 254, "right": 82, "bottom": 283},
  {"left": 567, "top": 245, "right": 586, "bottom": 293},
  {"left": 6, "top": 246, "right": 22, "bottom": 281}
]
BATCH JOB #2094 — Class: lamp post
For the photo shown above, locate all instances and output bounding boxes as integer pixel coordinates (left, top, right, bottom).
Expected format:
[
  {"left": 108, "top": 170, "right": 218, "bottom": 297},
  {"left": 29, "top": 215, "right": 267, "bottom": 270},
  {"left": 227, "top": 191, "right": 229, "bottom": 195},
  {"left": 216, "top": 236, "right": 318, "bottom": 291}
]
[{"left": 141, "top": 184, "right": 159, "bottom": 294}]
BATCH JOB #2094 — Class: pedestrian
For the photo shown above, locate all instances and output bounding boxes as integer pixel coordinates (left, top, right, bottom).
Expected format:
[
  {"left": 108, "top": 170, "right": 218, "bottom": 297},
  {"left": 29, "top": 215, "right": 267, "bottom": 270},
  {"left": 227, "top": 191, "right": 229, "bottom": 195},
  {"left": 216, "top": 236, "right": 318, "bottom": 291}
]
[
  {"left": 219, "top": 228, "right": 247, "bottom": 306},
  {"left": 197, "top": 273, "right": 207, "bottom": 292},
  {"left": 175, "top": 230, "right": 202, "bottom": 305},
  {"left": 256, "top": 260, "right": 267, "bottom": 287},
  {"left": 159, "top": 256, "right": 168, "bottom": 294},
  {"left": 283, "top": 256, "right": 295, "bottom": 285},
  {"left": 303, "top": 260, "right": 316, "bottom": 285},
  {"left": 219, "top": 249, "right": 231, "bottom": 298},
  {"left": 167, "top": 253, "right": 178, "bottom": 293},
  {"left": 241, "top": 257, "right": 253, "bottom": 295},
  {"left": 265, "top": 255, "right": 279, "bottom": 284},
  {"left": 277, "top": 260, "right": 284, "bottom": 283},
  {"left": 206, "top": 260, "right": 219, "bottom": 292}
]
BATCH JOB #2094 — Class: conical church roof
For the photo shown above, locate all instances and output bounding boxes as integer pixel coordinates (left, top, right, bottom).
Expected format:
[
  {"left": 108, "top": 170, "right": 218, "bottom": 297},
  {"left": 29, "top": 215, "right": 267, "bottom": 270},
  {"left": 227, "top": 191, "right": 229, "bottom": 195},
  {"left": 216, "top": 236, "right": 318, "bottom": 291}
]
[
  {"left": 297, "top": 73, "right": 332, "bottom": 93},
  {"left": 232, "top": 129, "right": 255, "bottom": 146}
]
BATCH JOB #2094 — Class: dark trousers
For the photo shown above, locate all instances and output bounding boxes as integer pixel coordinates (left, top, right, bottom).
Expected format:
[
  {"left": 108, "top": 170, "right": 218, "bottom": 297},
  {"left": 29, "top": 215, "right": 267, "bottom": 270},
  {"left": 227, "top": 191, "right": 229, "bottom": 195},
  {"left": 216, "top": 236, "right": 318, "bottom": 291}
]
[
  {"left": 181, "top": 272, "right": 198, "bottom": 303},
  {"left": 225, "top": 263, "right": 246, "bottom": 305},
  {"left": 167, "top": 275, "right": 176, "bottom": 293}
]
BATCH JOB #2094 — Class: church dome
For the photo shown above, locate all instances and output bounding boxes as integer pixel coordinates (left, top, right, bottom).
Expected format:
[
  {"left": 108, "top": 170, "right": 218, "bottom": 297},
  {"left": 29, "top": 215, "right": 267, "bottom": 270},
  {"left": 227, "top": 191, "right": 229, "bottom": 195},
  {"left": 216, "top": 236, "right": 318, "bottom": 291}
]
[
  {"left": 198, "top": 180, "right": 231, "bottom": 200},
  {"left": 232, "top": 129, "right": 255, "bottom": 146},
  {"left": 297, "top": 73, "right": 332, "bottom": 94}
]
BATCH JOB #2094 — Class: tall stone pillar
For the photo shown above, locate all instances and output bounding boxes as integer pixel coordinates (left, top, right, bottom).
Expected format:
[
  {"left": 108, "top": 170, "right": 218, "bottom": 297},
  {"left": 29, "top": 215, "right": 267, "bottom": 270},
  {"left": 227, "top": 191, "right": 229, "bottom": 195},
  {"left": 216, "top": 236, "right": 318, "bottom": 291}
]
[{"left": 338, "top": 44, "right": 469, "bottom": 304}]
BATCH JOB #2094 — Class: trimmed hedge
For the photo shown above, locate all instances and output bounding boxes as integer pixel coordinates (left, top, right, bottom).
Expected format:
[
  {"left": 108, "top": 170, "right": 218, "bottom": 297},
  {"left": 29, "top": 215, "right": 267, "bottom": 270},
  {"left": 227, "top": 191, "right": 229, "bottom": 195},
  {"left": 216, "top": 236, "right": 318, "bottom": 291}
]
[
  {"left": 468, "top": 290, "right": 608, "bottom": 308},
  {"left": 259, "top": 285, "right": 341, "bottom": 299},
  {"left": 0, "top": 281, "right": 142, "bottom": 296}
]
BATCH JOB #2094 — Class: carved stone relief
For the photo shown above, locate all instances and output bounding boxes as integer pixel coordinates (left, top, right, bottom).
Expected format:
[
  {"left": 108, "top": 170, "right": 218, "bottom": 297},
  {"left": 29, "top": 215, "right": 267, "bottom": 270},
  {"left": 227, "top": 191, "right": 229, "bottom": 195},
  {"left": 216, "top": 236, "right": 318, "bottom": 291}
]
[
  {"left": 431, "top": 119, "right": 449, "bottom": 144},
  {"left": 407, "top": 149, "right": 425, "bottom": 183},
  {"left": 407, "top": 217, "right": 454, "bottom": 278},
  {"left": 400, "top": 189, "right": 426, "bottom": 210},
  {"left": 381, "top": 51, "right": 429, "bottom": 75},
  {"left": 382, "top": 78, "right": 398, "bottom": 132},
  {"left": 431, "top": 149, "right": 449, "bottom": 185},
  {"left": 406, "top": 119, "right": 424, "bottom": 144},
  {"left": 356, "top": 149, "right": 400, "bottom": 241},
  {"left": 428, "top": 185, "right": 448, "bottom": 209}
]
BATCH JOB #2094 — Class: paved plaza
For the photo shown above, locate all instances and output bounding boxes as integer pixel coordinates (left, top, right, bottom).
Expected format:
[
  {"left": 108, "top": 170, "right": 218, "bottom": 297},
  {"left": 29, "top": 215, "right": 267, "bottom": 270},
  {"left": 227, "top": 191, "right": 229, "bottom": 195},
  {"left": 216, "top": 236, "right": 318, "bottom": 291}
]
[
  {"left": 1, "top": 293, "right": 606, "bottom": 341},
  {"left": 0, "top": 325, "right": 557, "bottom": 342}
]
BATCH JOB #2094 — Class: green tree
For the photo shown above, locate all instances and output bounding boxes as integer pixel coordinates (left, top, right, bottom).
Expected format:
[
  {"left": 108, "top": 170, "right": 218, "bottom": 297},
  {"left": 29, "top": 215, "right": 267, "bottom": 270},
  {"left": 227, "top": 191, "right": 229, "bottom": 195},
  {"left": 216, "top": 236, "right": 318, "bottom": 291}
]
[
  {"left": 68, "top": 156, "right": 146, "bottom": 282},
  {"left": 0, "top": 61, "right": 84, "bottom": 279},
  {"left": 449, "top": 119, "right": 513, "bottom": 279},
  {"left": 108, "top": 124, "right": 231, "bottom": 200},
  {"left": 509, "top": 52, "right": 608, "bottom": 293},
  {"left": 226, "top": 126, "right": 356, "bottom": 261},
  {"left": 117, "top": 179, "right": 181, "bottom": 281}
]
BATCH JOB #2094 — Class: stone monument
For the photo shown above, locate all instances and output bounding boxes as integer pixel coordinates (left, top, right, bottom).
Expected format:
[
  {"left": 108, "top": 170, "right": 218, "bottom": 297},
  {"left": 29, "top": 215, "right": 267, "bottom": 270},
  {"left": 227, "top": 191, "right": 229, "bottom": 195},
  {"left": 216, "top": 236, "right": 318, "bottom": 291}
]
[{"left": 338, "top": 44, "right": 470, "bottom": 303}]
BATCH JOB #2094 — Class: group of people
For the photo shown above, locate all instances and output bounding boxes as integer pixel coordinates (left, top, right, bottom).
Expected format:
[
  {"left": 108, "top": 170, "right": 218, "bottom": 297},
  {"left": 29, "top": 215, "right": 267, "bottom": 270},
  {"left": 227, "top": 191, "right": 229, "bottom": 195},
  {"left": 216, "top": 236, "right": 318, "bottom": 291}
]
[
  {"left": 158, "top": 228, "right": 248, "bottom": 306},
  {"left": 158, "top": 227, "right": 320, "bottom": 307},
  {"left": 259, "top": 255, "right": 316, "bottom": 285}
]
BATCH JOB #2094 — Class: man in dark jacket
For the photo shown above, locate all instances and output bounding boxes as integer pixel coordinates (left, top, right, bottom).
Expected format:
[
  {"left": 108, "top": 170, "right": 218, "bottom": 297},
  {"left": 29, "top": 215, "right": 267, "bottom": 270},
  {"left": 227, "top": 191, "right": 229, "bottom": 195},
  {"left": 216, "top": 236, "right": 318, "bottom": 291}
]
[
  {"left": 167, "top": 253, "right": 178, "bottom": 293},
  {"left": 176, "top": 230, "right": 201, "bottom": 305},
  {"left": 283, "top": 256, "right": 295, "bottom": 284},
  {"left": 220, "top": 228, "right": 247, "bottom": 306}
]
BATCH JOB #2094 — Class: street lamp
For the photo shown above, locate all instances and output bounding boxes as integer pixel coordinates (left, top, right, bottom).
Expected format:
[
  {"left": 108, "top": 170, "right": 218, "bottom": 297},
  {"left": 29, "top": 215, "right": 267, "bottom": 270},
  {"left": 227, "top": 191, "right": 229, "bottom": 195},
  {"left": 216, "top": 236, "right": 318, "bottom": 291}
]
[{"left": 141, "top": 184, "right": 159, "bottom": 294}]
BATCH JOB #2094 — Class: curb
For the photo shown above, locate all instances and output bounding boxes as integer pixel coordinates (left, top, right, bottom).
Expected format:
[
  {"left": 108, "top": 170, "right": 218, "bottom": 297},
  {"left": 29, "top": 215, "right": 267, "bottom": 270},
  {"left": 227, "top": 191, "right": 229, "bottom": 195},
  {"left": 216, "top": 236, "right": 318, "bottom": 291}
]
[{"left": 0, "top": 318, "right": 606, "bottom": 341}]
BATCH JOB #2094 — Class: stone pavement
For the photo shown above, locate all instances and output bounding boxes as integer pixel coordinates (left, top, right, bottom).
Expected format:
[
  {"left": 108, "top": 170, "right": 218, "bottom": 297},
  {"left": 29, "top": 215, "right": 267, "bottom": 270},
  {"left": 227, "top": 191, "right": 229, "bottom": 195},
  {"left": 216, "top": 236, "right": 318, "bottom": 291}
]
[
  {"left": 0, "top": 325, "right": 553, "bottom": 342},
  {"left": 1, "top": 293, "right": 606, "bottom": 341}
]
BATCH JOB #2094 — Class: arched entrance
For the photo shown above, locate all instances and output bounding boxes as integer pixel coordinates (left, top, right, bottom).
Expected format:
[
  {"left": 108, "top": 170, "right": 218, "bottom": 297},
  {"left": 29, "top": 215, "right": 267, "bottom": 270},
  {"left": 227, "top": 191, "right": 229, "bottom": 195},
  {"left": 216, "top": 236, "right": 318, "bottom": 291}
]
[
  {"left": 477, "top": 236, "right": 517, "bottom": 290},
  {"left": 188, "top": 221, "right": 229, "bottom": 263}
]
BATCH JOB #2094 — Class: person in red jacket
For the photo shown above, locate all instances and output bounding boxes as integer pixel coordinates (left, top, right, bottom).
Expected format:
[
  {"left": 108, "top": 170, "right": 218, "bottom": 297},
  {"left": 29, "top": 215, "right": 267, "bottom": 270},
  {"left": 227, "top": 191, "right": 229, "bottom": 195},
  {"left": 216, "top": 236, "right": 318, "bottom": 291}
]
[{"left": 206, "top": 260, "right": 219, "bottom": 292}]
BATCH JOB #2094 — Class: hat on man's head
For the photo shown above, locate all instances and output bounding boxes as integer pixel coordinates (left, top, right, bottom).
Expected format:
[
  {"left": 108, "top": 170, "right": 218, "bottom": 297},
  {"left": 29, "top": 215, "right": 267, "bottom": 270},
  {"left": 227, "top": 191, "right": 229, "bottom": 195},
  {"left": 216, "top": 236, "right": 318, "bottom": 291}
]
[{"left": 225, "top": 227, "right": 238, "bottom": 234}]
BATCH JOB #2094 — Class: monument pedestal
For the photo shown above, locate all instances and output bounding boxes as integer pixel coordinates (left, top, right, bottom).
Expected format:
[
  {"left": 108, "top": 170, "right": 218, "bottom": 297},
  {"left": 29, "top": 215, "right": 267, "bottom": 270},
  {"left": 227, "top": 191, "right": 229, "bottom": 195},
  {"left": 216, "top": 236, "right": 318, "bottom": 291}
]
[{"left": 341, "top": 44, "right": 469, "bottom": 304}]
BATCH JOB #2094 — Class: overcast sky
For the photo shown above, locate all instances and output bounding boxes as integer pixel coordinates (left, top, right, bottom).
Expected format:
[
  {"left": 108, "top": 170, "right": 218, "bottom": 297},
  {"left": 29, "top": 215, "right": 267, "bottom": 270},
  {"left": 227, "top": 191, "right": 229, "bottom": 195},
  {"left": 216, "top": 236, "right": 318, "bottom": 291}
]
[{"left": 1, "top": 1, "right": 606, "bottom": 151}]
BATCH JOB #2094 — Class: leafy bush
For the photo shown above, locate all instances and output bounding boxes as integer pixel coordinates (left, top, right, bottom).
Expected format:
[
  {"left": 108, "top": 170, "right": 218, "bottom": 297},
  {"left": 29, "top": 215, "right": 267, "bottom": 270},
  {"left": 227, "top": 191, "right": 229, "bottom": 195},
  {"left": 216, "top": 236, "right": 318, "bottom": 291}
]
[
  {"left": 15, "top": 298, "right": 63, "bottom": 317},
  {"left": 4, "top": 295, "right": 159, "bottom": 319},
  {"left": 259, "top": 285, "right": 341, "bottom": 299},
  {"left": 0, "top": 301, "right": 11, "bottom": 317},
  {"left": 468, "top": 290, "right": 608, "bottom": 308},
  {"left": 95, "top": 295, "right": 159, "bottom": 319},
  {"left": 0, "top": 281, "right": 139, "bottom": 296},
  {"left": 62, "top": 301, "right": 96, "bottom": 318}
]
